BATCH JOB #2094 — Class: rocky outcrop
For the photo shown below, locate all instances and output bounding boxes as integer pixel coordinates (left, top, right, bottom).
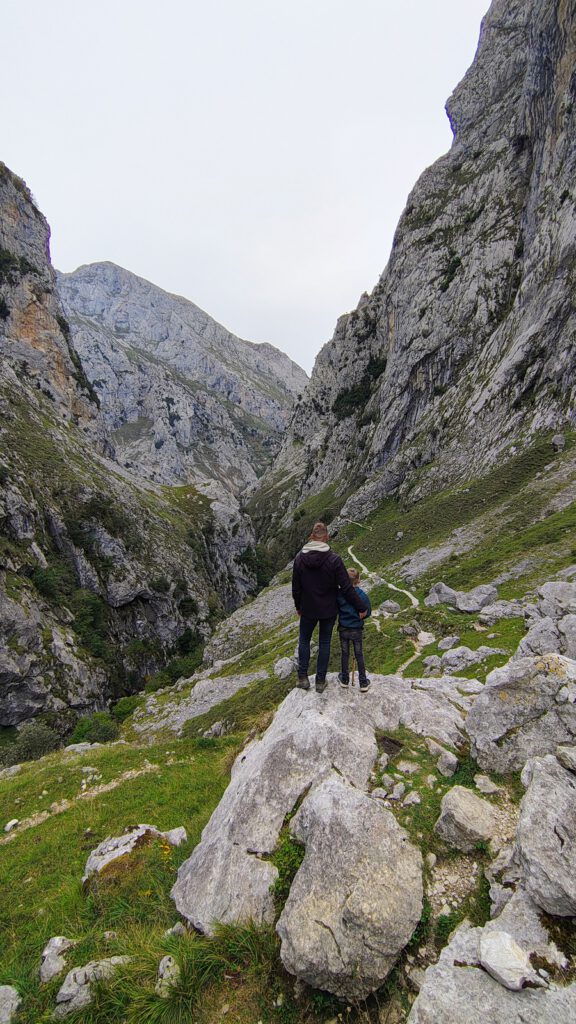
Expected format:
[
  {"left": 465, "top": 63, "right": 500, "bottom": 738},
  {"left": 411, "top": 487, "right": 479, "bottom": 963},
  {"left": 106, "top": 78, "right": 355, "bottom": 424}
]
[
  {"left": 466, "top": 655, "right": 576, "bottom": 772},
  {"left": 82, "top": 823, "right": 187, "bottom": 883},
  {"left": 54, "top": 957, "right": 130, "bottom": 1018},
  {"left": 57, "top": 262, "right": 307, "bottom": 491},
  {"left": 516, "top": 754, "right": 576, "bottom": 915},
  {"left": 251, "top": 0, "right": 576, "bottom": 544}
]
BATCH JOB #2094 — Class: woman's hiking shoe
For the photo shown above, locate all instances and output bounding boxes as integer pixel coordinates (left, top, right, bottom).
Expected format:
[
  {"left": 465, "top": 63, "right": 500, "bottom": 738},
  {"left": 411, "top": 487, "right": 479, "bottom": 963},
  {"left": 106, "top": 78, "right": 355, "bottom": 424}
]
[
  {"left": 315, "top": 677, "right": 327, "bottom": 693},
  {"left": 296, "top": 675, "right": 310, "bottom": 690},
  {"left": 338, "top": 673, "right": 349, "bottom": 688},
  {"left": 359, "top": 678, "right": 371, "bottom": 692}
]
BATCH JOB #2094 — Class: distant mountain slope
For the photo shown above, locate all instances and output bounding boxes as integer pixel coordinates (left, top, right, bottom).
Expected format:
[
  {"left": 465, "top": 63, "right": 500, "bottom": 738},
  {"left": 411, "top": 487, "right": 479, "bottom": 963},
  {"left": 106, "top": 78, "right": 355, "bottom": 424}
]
[
  {"left": 251, "top": 0, "right": 576, "bottom": 550},
  {"left": 57, "top": 262, "right": 308, "bottom": 490}
]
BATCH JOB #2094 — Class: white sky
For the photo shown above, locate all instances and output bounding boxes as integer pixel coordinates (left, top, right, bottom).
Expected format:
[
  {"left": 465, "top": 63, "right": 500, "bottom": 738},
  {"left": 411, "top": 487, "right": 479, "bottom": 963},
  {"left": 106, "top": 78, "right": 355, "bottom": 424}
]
[{"left": 3, "top": 0, "right": 488, "bottom": 373}]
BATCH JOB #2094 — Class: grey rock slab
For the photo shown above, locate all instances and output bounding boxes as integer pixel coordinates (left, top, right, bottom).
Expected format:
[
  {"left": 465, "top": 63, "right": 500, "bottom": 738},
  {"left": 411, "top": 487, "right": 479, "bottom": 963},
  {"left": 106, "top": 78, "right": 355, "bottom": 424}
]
[
  {"left": 83, "top": 824, "right": 187, "bottom": 882},
  {"left": 171, "top": 687, "right": 379, "bottom": 934},
  {"left": 479, "top": 929, "right": 545, "bottom": 990},
  {"left": 276, "top": 774, "right": 423, "bottom": 1000},
  {"left": 132, "top": 670, "right": 268, "bottom": 737},
  {"left": 440, "top": 645, "right": 505, "bottom": 674},
  {"left": 379, "top": 600, "right": 401, "bottom": 615},
  {"left": 54, "top": 957, "right": 131, "bottom": 1017},
  {"left": 0, "top": 987, "right": 21, "bottom": 1024},
  {"left": 0, "top": 765, "right": 21, "bottom": 782},
  {"left": 479, "top": 600, "right": 525, "bottom": 625},
  {"left": 513, "top": 617, "right": 561, "bottom": 660},
  {"left": 516, "top": 754, "right": 576, "bottom": 915},
  {"left": 435, "top": 786, "right": 499, "bottom": 852},
  {"left": 537, "top": 582, "right": 576, "bottom": 620},
  {"left": 408, "top": 920, "right": 576, "bottom": 1024},
  {"left": 474, "top": 773, "right": 500, "bottom": 795},
  {"left": 39, "top": 936, "right": 77, "bottom": 984},
  {"left": 466, "top": 654, "right": 576, "bottom": 772},
  {"left": 559, "top": 614, "right": 576, "bottom": 659},
  {"left": 425, "top": 582, "right": 498, "bottom": 613}
]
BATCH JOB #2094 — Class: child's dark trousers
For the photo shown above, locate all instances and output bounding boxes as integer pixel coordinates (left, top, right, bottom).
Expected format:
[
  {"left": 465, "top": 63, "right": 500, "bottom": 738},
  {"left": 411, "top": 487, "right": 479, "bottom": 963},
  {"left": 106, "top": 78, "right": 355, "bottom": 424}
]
[{"left": 339, "top": 627, "right": 367, "bottom": 684}]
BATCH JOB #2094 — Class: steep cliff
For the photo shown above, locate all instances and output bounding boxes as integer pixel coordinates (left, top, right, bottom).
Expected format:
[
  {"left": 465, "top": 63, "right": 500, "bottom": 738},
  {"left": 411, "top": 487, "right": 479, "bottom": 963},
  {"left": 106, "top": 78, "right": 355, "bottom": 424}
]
[
  {"left": 251, "top": 0, "right": 576, "bottom": 551},
  {"left": 57, "top": 263, "right": 308, "bottom": 491},
  {"left": 0, "top": 166, "right": 257, "bottom": 731}
]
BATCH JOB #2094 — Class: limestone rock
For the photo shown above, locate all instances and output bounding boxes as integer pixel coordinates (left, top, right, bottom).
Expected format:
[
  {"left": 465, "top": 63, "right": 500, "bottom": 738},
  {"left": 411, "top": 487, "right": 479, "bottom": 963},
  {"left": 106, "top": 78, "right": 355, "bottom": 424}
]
[
  {"left": 0, "top": 987, "right": 21, "bottom": 1024},
  {"left": 155, "top": 955, "right": 181, "bottom": 997},
  {"left": 424, "top": 583, "right": 497, "bottom": 613},
  {"left": 435, "top": 786, "right": 498, "bottom": 852},
  {"left": 513, "top": 617, "right": 561, "bottom": 660},
  {"left": 515, "top": 755, "right": 576, "bottom": 915},
  {"left": 54, "top": 957, "right": 130, "bottom": 1017},
  {"left": 276, "top": 774, "right": 423, "bottom": 1000},
  {"left": 556, "top": 744, "right": 576, "bottom": 773},
  {"left": 379, "top": 600, "right": 401, "bottom": 615},
  {"left": 440, "top": 645, "right": 505, "bottom": 674},
  {"left": 479, "top": 601, "right": 525, "bottom": 625},
  {"left": 466, "top": 655, "right": 576, "bottom": 772},
  {"left": 83, "top": 824, "right": 187, "bottom": 882},
  {"left": 438, "top": 635, "right": 460, "bottom": 651},
  {"left": 39, "top": 936, "right": 77, "bottom": 984},
  {"left": 474, "top": 774, "right": 500, "bottom": 795},
  {"left": 274, "top": 657, "right": 294, "bottom": 680},
  {"left": 479, "top": 929, "right": 545, "bottom": 990}
]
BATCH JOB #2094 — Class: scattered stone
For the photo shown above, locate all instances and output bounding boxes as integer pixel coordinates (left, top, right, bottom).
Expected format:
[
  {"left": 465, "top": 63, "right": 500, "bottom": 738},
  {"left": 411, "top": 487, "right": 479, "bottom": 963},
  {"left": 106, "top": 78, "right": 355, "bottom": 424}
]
[
  {"left": 434, "top": 786, "right": 498, "bottom": 852},
  {"left": 0, "top": 765, "right": 21, "bottom": 781},
  {"left": 425, "top": 853, "right": 437, "bottom": 870},
  {"left": 403, "top": 792, "right": 421, "bottom": 807},
  {"left": 274, "top": 657, "right": 294, "bottom": 680},
  {"left": 0, "top": 986, "right": 21, "bottom": 1024},
  {"left": 54, "top": 957, "right": 130, "bottom": 1017},
  {"left": 440, "top": 645, "right": 505, "bottom": 674},
  {"left": 103, "top": 931, "right": 118, "bottom": 941},
  {"left": 466, "top": 654, "right": 576, "bottom": 772},
  {"left": 438, "top": 635, "right": 460, "bottom": 651},
  {"left": 377, "top": 751, "right": 389, "bottom": 769},
  {"left": 425, "top": 582, "right": 498, "bottom": 613},
  {"left": 425, "top": 774, "right": 436, "bottom": 787},
  {"left": 390, "top": 782, "right": 406, "bottom": 801},
  {"left": 83, "top": 824, "right": 187, "bottom": 882},
  {"left": 164, "top": 921, "right": 187, "bottom": 938},
  {"left": 516, "top": 755, "right": 576, "bottom": 915},
  {"left": 474, "top": 774, "right": 500, "bottom": 795},
  {"left": 370, "top": 787, "right": 389, "bottom": 801},
  {"left": 155, "top": 955, "right": 181, "bottom": 997},
  {"left": 39, "top": 936, "right": 76, "bottom": 984},
  {"left": 397, "top": 760, "right": 419, "bottom": 775},
  {"left": 479, "top": 600, "right": 525, "bottom": 625},
  {"left": 552, "top": 434, "right": 566, "bottom": 452},
  {"left": 4, "top": 820, "right": 18, "bottom": 833},
  {"left": 379, "top": 600, "right": 401, "bottom": 615},
  {"left": 556, "top": 744, "right": 576, "bottom": 773},
  {"left": 479, "top": 929, "right": 545, "bottom": 991},
  {"left": 276, "top": 774, "right": 423, "bottom": 1000}
]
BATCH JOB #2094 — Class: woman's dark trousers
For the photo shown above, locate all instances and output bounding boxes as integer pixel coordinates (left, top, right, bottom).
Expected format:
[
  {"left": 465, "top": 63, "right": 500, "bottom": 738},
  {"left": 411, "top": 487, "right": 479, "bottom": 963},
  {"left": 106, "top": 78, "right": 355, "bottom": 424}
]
[
  {"left": 339, "top": 628, "right": 367, "bottom": 684},
  {"left": 298, "top": 615, "right": 336, "bottom": 681}
]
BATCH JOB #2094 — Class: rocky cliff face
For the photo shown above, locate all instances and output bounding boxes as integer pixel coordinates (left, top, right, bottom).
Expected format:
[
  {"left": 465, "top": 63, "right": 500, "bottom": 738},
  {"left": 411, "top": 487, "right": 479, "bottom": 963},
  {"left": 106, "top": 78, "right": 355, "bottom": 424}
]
[
  {"left": 252, "top": 0, "right": 576, "bottom": 547},
  {"left": 0, "top": 166, "right": 259, "bottom": 731},
  {"left": 57, "top": 262, "right": 308, "bottom": 491}
]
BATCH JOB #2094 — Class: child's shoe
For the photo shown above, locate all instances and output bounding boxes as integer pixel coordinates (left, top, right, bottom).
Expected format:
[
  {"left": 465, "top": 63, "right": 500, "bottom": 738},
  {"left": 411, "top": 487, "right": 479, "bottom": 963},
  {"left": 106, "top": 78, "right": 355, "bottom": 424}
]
[
  {"left": 315, "top": 677, "right": 327, "bottom": 693},
  {"left": 359, "top": 678, "right": 371, "bottom": 692},
  {"left": 338, "top": 673, "right": 349, "bottom": 689},
  {"left": 296, "top": 674, "right": 310, "bottom": 690}
]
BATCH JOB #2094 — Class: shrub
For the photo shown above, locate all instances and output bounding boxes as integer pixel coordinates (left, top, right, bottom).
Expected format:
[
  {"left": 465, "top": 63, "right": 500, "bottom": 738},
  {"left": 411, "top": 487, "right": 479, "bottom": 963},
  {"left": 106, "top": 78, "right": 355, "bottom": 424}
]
[
  {"left": 110, "top": 695, "right": 143, "bottom": 722},
  {"left": 0, "top": 721, "right": 60, "bottom": 766},
  {"left": 68, "top": 711, "right": 120, "bottom": 745}
]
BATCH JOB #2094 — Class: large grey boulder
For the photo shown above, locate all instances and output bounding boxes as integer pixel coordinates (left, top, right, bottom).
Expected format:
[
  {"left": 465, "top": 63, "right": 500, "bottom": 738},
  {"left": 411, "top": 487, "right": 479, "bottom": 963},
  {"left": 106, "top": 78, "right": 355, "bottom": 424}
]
[
  {"left": 479, "top": 600, "right": 525, "bottom": 625},
  {"left": 83, "top": 824, "right": 187, "bottom": 882},
  {"left": 466, "top": 655, "right": 576, "bottom": 772},
  {"left": 277, "top": 774, "right": 423, "bottom": 1000},
  {"left": 515, "top": 754, "right": 576, "bottom": 915},
  {"left": 425, "top": 582, "right": 497, "bottom": 613},
  {"left": 0, "top": 987, "right": 21, "bottom": 1024},
  {"left": 439, "top": 645, "right": 505, "bottom": 674},
  {"left": 434, "top": 785, "right": 498, "bottom": 852},
  {"left": 171, "top": 688, "right": 379, "bottom": 933},
  {"left": 54, "top": 957, "right": 130, "bottom": 1017},
  {"left": 513, "top": 617, "right": 561, "bottom": 660},
  {"left": 537, "top": 582, "right": 576, "bottom": 620}
]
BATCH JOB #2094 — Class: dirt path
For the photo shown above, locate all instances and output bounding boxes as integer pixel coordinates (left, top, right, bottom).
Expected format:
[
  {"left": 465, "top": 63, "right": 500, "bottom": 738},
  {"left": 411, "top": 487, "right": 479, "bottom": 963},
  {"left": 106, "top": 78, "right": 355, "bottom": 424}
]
[{"left": 347, "top": 545, "right": 420, "bottom": 608}]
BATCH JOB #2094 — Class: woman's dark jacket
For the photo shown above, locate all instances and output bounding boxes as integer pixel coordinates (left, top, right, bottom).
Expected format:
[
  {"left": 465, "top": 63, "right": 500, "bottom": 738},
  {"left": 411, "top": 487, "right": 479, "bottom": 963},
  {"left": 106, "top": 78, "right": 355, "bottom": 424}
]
[{"left": 292, "top": 548, "right": 366, "bottom": 619}]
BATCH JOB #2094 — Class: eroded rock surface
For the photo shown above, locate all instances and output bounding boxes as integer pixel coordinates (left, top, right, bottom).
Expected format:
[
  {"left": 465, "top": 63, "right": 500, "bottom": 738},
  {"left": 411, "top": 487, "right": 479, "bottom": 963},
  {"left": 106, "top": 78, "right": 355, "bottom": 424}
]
[
  {"left": 516, "top": 754, "right": 576, "bottom": 915},
  {"left": 83, "top": 824, "right": 187, "bottom": 882},
  {"left": 277, "top": 774, "right": 423, "bottom": 1000},
  {"left": 434, "top": 785, "right": 499, "bottom": 852}
]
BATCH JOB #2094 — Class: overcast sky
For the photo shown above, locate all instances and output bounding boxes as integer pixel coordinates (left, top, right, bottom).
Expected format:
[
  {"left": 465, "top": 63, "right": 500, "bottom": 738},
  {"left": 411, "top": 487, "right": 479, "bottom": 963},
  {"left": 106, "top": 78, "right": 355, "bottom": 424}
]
[{"left": 3, "top": 0, "right": 488, "bottom": 373}]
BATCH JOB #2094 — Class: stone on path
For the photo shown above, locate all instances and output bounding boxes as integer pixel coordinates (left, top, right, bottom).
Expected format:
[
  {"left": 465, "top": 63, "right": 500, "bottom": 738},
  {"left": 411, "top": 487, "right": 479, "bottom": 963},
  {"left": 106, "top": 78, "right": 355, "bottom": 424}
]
[
  {"left": 54, "top": 957, "right": 131, "bottom": 1017},
  {"left": 39, "top": 936, "right": 77, "bottom": 984},
  {"left": 276, "top": 774, "right": 423, "bottom": 1000},
  {"left": 83, "top": 824, "right": 187, "bottom": 882},
  {"left": 515, "top": 754, "right": 576, "bottom": 915},
  {"left": 0, "top": 987, "right": 21, "bottom": 1024},
  {"left": 434, "top": 786, "right": 498, "bottom": 852},
  {"left": 466, "top": 654, "right": 576, "bottom": 772}
]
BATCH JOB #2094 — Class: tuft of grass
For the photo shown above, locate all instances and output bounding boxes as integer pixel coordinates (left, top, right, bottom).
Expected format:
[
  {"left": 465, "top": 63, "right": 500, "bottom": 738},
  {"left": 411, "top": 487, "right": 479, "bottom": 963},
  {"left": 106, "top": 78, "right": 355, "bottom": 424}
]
[{"left": 270, "top": 831, "right": 305, "bottom": 913}]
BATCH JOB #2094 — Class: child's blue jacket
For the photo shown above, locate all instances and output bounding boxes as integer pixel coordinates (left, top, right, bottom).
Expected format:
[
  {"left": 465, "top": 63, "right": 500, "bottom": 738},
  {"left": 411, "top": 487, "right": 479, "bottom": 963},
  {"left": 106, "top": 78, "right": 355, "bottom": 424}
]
[{"left": 337, "top": 586, "right": 371, "bottom": 629}]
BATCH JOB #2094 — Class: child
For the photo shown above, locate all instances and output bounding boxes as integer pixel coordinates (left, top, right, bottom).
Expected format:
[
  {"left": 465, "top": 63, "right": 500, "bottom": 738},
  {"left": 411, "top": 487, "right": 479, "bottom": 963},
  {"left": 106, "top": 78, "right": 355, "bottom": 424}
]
[{"left": 337, "top": 568, "right": 371, "bottom": 692}]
